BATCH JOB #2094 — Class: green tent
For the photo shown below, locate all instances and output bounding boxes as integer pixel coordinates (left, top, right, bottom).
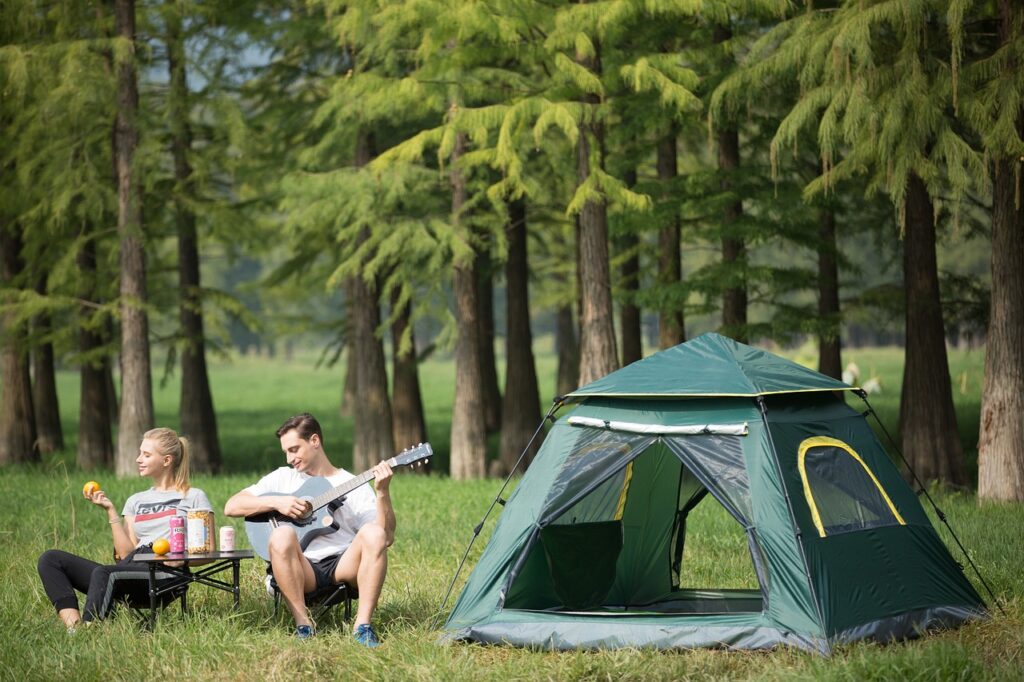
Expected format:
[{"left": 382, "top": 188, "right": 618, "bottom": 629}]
[{"left": 442, "top": 333, "right": 985, "bottom": 654}]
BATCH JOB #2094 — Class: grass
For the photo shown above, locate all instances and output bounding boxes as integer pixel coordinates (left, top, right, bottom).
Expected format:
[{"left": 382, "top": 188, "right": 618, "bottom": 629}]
[{"left": 4, "top": 343, "right": 1022, "bottom": 681}]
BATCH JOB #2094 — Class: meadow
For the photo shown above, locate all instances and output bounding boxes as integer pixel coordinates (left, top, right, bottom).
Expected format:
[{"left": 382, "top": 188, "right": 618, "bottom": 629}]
[{"left": 2, "top": 343, "right": 1022, "bottom": 681}]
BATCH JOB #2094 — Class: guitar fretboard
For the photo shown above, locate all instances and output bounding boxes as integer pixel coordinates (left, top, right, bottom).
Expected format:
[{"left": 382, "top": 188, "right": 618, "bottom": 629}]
[{"left": 307, "top": 456, "right": 396, "bottom": 512}]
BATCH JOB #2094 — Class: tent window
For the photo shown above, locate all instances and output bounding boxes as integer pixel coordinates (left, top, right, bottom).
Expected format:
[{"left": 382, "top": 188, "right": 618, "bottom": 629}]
[{"left": 798, "top": 436, "right": 906, "bottom": 538}]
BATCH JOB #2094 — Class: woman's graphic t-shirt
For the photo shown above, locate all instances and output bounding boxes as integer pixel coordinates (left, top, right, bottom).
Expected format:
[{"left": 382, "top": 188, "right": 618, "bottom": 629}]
[{"left": 121, "top": 488, "right": 213, "bottom": 547}]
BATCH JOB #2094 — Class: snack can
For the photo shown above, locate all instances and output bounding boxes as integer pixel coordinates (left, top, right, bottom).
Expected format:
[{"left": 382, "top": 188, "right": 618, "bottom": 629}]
[
  {"left": 219, "top": 526, "right": 235, "bottom": 552},
  {"left": 187, "top": 510, "right": 215, "bottom": 553},
  {"left": 169, "top": 516, "right": 186, "bottom": 553}
]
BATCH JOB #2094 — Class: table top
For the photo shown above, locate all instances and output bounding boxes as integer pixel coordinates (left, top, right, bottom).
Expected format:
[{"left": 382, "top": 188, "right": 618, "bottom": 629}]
[{"left": 133, "top": 549, "right": 255, "bottom": 563}]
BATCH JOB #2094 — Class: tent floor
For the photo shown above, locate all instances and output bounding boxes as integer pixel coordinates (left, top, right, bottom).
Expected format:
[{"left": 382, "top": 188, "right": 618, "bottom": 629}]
[{"left": 514, "top": 588, "right": 763, "bottom": 616}]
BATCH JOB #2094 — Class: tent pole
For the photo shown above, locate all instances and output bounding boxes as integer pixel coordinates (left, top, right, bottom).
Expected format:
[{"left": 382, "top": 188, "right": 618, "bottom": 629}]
[
  {"left": 756, "top": 396, "right": 831, "bottom": 655},
  {"left": 857, "top": 391, "right": 1004, "bottom": 615},
  {"left": 431, "top": 396, "right": 566, "bottom": 630}
]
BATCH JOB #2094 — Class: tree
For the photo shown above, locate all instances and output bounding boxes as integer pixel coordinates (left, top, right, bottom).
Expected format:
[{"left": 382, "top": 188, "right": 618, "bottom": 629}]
[
  {"left": 390, "top": 292, "right": 428, "bottom": 457},
  {"left": 476, "top": 239, "right": 502, "bottom": 433},
  {"left": 972, "top": 0, "right": 1024, "bottom": 501},
  {"left": 499, "top": 199, "right": 543, "bottom": 473},
  {"left": 616, "top": 167, "right": 643, "bottom": 365},
  {"left": 754, "top": 0, "right": 977, "bottom": 485},
  {"left": 573, "top": 36, "right": 620, "bottom": 385},
  {"left": 656, "top": 134, "right": 685, "bottom": 347},
  {"left": 167, "top": 1, "right": 221, "bottom": 472},
  {"left": 714, "top": 25, "right": 748, "bottom": 343},
  {"left": 815, "top": 202, "right": 841, "bottom": 379},
  {"left": 76, "top": 234, "right": 114, "bottom": 469},
  {"left": 114, "top": 0, "right": 155, "bottom": 476},
  {"left": 449, "top": 131, "right": 487, "bottom": 479},
  {"left": 350, "top": 133, "right": 395, "bottom": 473},
  {"left": 899, "top": 174, "right": 965, "bottom": 485},
  {"left": 0, "top": 225, "right": 38, "bottom": 464},
  {"left": 31, "top": 275, "right": 64, "bottom": 453}
]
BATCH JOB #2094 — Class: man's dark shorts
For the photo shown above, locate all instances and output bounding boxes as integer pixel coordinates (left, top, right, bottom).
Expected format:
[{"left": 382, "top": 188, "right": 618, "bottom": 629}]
[
  {"left": 309, "top": 554, "right": 343, "bottom": 591},
  {"left": 269, "top": 552, "right": 359, "bottom": 597}
]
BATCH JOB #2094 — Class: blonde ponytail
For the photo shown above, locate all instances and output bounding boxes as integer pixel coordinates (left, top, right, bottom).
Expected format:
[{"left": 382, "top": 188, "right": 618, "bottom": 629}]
[
  {"left": 144, "top": 427, "right": 191, "bottom": 492},
  {"left": 175, "top": 436, "right": 191, "bottom": 493}
]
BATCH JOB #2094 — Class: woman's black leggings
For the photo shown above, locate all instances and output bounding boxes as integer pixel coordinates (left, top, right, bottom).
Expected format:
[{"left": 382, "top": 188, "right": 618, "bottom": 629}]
[{"left": 37, "top": 549, "right": 152, "bottom": 621}]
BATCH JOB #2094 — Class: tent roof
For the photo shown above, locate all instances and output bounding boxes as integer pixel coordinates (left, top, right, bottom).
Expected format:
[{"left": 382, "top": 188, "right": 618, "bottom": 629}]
[{"left": 566, "top": 333, "right": 854, "bottom": 400}]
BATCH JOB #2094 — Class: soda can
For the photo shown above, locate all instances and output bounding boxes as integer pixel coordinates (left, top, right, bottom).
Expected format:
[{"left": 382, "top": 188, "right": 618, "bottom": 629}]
[
  {"left": 219, "top": 526, "right": 235, "bottom": 552},
  {"left": 169, "top": 516, "right": 186, "bottom": 554}
]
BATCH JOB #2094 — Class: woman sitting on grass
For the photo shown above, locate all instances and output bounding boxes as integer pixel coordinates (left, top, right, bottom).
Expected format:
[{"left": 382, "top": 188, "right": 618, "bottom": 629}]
[{"left": 37, "top": 427, "right": 213, "bottom": 631}]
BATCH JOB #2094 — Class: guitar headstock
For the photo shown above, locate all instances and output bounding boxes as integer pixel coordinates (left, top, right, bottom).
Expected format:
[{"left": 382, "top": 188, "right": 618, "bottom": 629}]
[{"left": 390, "top": 442, "right": 432, "bottom": 470}]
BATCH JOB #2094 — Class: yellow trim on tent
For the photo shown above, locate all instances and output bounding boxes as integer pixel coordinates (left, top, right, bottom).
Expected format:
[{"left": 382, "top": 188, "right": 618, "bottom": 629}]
[
  {"left": 565, "top": 387, "right": 857, "bottom": 400},
  {"left": 797, "top": 436, "right": 906, "bottom": 538},
  {"left": 614, "top": 462, "right": 634, "bottom": 521}
]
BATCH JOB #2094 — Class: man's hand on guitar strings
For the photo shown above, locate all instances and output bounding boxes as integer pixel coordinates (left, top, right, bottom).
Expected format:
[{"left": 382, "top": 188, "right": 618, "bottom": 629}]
[{"left": 275, "top": 496, "right": 313, "bottom": 519}]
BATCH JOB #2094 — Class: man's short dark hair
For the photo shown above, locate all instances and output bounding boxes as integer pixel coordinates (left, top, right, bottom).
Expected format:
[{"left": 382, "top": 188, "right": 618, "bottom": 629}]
[{"left": 276, "top": 413, "right": 323, "bottom": 446}]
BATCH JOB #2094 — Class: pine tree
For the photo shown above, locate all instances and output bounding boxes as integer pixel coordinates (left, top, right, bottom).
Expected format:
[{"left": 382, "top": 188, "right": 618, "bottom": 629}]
[
  {"left": 0, "top": 225, "right": 38, "bottom": 464},
  {"left": 499, "top": 199, "right": 543, "bottom": 473},
  {"left": 963, "top": 0, "right": 1024, "bottom": 500},
  {"left": 114, "top": 0, "right": 155, "bottom": 476},
  {"left": 166, "top": 0, "right": 221, "bottom": 472},
  {"left": 738, "top": 0, "right": 980, "bottom": 485}
]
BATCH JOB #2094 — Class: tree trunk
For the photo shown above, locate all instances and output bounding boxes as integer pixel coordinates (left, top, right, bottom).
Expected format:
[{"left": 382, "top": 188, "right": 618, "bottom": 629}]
[
  {"left": 618, "top": 168, "right": 642, "bottom": 366},
  {"left": 718, "top": 127, "right": 747, "bottom": 343},
  {"left": 391, "top": 291, "right": 429, "bottom": 463},
  {"left": 340, "top": 336, "right": 357, "bottom": 418},
  {"left": 476, "top": 241, "right": 502, "bottom": 433},
  {"left": 555, "top": 304, "right": 579, "bottom": 396},
  {"left": 32, "top": 276, "right": 64, "bottom": 453},
  {"left": 817, "top": 207, "right": 842, "bottom": 380},
  {"left": 715, "top": 25, "right": 747, "bottom": 343},
  {"left": 114, "top": 0, "right": 154, "bottom": 476},
  {"left": 350, "top": 132, "right": 394, "bottom": 472},
  {"left": 0, "top": 224, "right": 38, "bottom": 464},
  {"left": 657, "top": 134, "right": 685, "bottom": 348},
  {"left": 898, "top": 173, "right": 966, "bottom": 487},
  {"left": 977, "top": 103, "right": 1024, "bottom": 500},
  {"left": 169, "top": 10, "right": 220, "bottom": 473},
  {"left": 76, "top": 235, "right": 113, "bottom": 470},
  {"left": 499, "top": 199, "right": 543, "bottom": 474},
  {"left": 449, "top": 131, "right": 487, "bottom": 479},
  {"left": 575, "top": 44, "right": 619, "bottom": 385}
]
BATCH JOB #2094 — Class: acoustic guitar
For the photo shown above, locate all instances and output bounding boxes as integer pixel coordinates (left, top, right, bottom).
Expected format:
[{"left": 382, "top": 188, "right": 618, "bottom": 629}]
[{"left": 244, "top": 443, "right": 431, "bottom": 561}]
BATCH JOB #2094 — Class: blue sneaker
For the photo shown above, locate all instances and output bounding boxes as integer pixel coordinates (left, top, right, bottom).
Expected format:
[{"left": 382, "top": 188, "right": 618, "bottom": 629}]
[
  {"left": 353, "top": 623, "right": 379, "bottom": 647},
  {"left": 295, "top": 624, "right": 315, "bottom": 640}
]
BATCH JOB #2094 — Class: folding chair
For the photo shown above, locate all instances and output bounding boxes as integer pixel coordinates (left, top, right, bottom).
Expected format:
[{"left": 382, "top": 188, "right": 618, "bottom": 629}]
[{"left": 266, "top": 573, "right": 355, "bottom": 625}]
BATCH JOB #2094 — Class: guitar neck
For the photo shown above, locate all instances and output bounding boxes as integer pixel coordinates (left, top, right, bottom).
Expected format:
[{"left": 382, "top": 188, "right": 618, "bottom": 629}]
[{"left": 307, "top": 457, "right": 394, "bottom": 512}]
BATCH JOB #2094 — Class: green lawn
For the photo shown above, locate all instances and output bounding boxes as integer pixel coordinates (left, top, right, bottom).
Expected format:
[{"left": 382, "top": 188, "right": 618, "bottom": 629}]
[{"left": 5, "top": 344, "right": 1022, "bottom": 680}]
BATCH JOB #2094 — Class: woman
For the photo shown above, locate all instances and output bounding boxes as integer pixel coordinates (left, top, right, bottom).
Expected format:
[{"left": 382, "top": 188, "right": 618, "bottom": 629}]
[{"left": 37, "top": 427, "right": 213, "bottom": 630}]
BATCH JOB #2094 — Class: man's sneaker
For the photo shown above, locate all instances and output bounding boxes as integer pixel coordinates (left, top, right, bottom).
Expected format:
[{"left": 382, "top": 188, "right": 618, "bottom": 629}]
[
  {"left": 353, "top": 623, "right": 379, "bottom": 648},
  {"left": 295, "top": 624, "right": 315, "bottom": 640}
]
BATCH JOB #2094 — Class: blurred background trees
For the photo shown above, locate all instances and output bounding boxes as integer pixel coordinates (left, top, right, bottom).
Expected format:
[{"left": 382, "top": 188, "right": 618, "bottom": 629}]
[{"left": 1, "top": 0, "right": 1019, "bottom": 499}]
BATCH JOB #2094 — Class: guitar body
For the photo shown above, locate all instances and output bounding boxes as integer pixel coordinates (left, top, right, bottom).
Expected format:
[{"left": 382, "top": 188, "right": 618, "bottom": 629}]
[
  {"left": 243, "top": 442, "right": 432, "bottom": 562},
  {"left": 244, "top": 477, "right": 343, "bottom": 561}
]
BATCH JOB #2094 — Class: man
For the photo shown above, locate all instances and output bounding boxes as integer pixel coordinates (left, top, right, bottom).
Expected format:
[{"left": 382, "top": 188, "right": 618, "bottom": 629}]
[{"left": 225, "top": 413, "right": 394, "bottom": 645}]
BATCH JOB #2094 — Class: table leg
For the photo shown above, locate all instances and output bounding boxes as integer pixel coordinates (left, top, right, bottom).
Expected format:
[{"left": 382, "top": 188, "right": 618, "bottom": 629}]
[
  {"left": 148, "top": 563, "right": 157, "bottom": 630},
  {"left": 232, "top": 560, "right": 240, "bottom": 610}
]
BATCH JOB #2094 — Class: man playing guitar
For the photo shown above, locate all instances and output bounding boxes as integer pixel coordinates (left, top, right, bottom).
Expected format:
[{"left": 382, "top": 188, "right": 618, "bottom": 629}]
[{"left": 225, "top": 413, "right": 394, "bottom": 645}]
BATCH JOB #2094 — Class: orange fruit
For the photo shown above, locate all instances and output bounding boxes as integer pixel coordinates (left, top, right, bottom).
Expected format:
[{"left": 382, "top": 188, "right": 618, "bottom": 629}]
[
  {"left": 82, "top": 481, "right": 100, "bottom": 497},
  {"left": 152, "top": 538, "right": 171, "bottom": 555}
]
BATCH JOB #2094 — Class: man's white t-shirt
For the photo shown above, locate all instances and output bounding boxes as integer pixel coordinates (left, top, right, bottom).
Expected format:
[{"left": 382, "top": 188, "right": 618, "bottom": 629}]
[{"left": 244, "top": 467, "right": 377, "bottom": 562}]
